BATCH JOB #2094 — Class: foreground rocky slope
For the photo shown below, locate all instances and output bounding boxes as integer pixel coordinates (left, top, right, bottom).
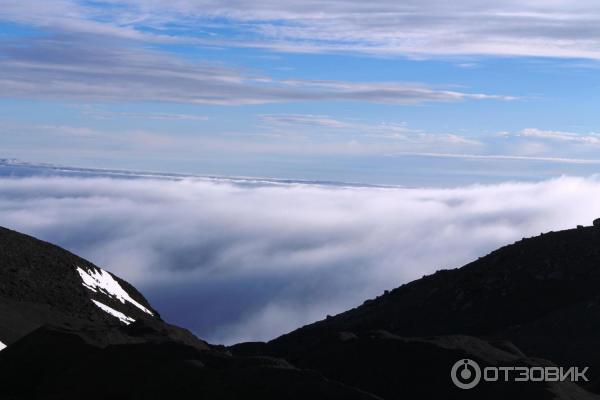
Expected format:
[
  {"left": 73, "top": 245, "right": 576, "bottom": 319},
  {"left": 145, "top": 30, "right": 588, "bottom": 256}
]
[
  {"left": 0, "top": 226, "right": 204, "bottom": 350},
  {"left": 258, "top": 225, "right": 600, "bottom": 364},
  {"left": 231, "top": 224, "right": 600, "bottom": 399},
  {"left": 2, "top": 224, "right": 600, "bottom": 398},
  {"left": 0, "top": 227, "right": 375, "bottom": 399}
]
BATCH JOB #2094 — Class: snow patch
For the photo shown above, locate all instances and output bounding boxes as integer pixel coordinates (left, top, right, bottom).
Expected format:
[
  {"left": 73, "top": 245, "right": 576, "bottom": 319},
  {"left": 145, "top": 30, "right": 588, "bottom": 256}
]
[
  {"left": 76, "top": 266, "right": 153, "bottom": 315},
  {"left": 0, "top": 340, "right": 6, "bottom": 351},
  {"left": 92, "top": 299, "right": 135, "bottom": 325}
]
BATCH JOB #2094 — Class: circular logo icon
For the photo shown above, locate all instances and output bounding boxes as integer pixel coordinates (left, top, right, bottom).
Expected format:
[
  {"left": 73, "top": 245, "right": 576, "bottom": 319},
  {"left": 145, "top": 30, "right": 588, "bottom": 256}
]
[{"left": 451, "top": 359, "right": 481, "bottom": 389}]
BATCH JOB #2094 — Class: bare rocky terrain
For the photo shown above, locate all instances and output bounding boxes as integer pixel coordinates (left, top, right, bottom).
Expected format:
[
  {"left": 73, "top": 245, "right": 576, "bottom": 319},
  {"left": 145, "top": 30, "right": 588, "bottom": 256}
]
[{"left": 3, "top": 224, "right": 600, "bottom": 398}]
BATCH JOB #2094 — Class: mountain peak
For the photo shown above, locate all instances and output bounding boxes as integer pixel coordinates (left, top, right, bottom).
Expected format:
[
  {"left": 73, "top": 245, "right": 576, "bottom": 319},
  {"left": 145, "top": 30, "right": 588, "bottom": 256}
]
[
  {"left": 0, "top": 226, "right": 386, "bottom": 399},
  {"left": 0, "top": 226, "right": 159, "bottom": 346}
]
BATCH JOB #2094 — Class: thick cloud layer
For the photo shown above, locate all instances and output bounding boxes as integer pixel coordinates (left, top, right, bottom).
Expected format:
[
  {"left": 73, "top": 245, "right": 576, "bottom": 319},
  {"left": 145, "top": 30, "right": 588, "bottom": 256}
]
[{"left": 1, "top": 172, "right": 600, "bottom": 344}]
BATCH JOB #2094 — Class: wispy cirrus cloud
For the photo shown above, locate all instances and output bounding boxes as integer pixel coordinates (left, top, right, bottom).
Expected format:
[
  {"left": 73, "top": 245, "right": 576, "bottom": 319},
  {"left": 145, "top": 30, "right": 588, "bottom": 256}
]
[
  {"left": 260, "top": 114, "right": 353, "bottom": 129},
  {"left": 393, "top": 152, "right": 600, "bottom": 165},
  {"left": 0, "top": 37, "right": 511, "bottom": 105},
  {"left": 385, "top": 126, "right": 600, "bottom": 166},
  {"left": 4, "top": 1, "right": 600, "bottom": 59},
  {"left": 511, "top": 128, "right": 600, "bottom": 145},
  {"left": 0, "top": 0, "right": 180, "bottom": 43},
  {"left": 79, "top": 107, "right": 209, "bottom": 121},
  {"left": 259, "top": 114, "right": 482, "bottom": 146}
]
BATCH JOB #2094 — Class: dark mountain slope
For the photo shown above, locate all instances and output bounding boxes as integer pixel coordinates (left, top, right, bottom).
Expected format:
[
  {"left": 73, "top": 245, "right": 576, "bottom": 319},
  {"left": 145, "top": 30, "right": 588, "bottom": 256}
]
[
  {"left": 258, "top": 225, "right": 600, "bottom": 366},
  {"left": 4, "top": 224, "right": 600, "bottom": 399},
  {"left": 0, "top": 325, "right": 379, "bottom": 400},
  {"left": 0, "top": 226, "right": 380, "bottom": 399},
  {"left": 230, "top": 223, "right": 600, "bottom": 398},
  {"left": 0, "top": 226, "right": 211, "bottom": 354},
  {"left": 0, "top": 226, "right": 158, "bottom": 343}
]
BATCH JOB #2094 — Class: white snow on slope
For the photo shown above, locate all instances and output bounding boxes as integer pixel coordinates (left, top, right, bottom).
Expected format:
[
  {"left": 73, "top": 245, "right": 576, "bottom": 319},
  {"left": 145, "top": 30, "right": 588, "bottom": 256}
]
[
  {"left": 76, "top": 266, "right": 154, "bottom": 315},
  {"left": 92, "top": 299, "right": 135, "bottom": 325},
  {"left": 0, "top": 340, "right": 6, "bottom": 351}
]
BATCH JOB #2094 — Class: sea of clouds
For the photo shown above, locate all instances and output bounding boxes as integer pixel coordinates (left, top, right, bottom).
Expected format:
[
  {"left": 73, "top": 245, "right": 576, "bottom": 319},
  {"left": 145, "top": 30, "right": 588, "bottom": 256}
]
[{"left": 1, "top": 171, "right": 600, "bottom": 344}]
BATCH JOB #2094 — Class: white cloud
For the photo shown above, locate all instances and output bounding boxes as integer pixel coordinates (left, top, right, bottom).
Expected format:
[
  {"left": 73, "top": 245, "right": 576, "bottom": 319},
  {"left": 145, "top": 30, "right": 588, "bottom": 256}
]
[
  {"left": 4, "top": 1, "right": 600, "bottom": 59},
  {"left": 518, "top": 128, "right": 600, "bottom": 145},
  {"left": 393, "top": 152, "right": 600, "bottom": 165},
  {"left": 1, "top": 171, "right": 600, "bottom": 344},
  {"left": 260, "top": 114, "right": 352, "bottom": 129},
  {"left": 259, "top": 114, "right": 482, "bottom": 146},
  {"left": 79, "top": 107, "right": 209, "bottom": 121},
  {"left": 0, "top": 37, "right": 509, "bottom": 105}
]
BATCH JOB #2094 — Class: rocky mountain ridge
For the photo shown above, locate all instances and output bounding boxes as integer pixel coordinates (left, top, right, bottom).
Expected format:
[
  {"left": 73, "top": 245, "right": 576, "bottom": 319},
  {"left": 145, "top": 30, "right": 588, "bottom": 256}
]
[{"left": 3, "top": 224, "right": 600, "bottom": 398}]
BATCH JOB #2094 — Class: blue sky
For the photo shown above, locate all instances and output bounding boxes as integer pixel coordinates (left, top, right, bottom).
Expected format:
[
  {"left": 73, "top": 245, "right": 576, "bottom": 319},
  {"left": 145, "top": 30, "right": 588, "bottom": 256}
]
[{"left": 2, "top": 1, "right": 600, "bottom": 185}]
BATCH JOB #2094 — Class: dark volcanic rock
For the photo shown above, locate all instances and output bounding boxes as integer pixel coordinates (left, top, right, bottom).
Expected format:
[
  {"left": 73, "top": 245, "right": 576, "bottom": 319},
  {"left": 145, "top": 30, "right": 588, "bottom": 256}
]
[
  {"left": 262, "top": 226, "right": 600, "bottom": 369},
  {"left": 233, "top": 331, "right": 599, "bottom": 399},
  {"left": 0, "top": 325, "right": 379, "bottom": 400},
  {"left": 230, "top": 225, "right": 600, "bottom": 398},
  {"left": 0, "top": 226, "right": 212, "bottom": 352},
  {"left": 0, "top": 226, "right": 158, "bottom": 344},
  {"left": 0, "top": 226, "right": 379, "bottom": 399},
  {"left": 5, "top": 224, "right": 600, "bottom": 399}
]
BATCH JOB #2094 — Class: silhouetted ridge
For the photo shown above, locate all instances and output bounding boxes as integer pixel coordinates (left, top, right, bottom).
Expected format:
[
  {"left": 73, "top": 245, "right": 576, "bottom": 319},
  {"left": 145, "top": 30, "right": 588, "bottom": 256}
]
[
  {"left": 231, "top": 223, "right": 600, "bottom": 399},
  {"left": 3, "top": 224, "right": 600, "bottom": 398},
  {"left": 0, "top": 226, "right": 381, "bottom": 399}
]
